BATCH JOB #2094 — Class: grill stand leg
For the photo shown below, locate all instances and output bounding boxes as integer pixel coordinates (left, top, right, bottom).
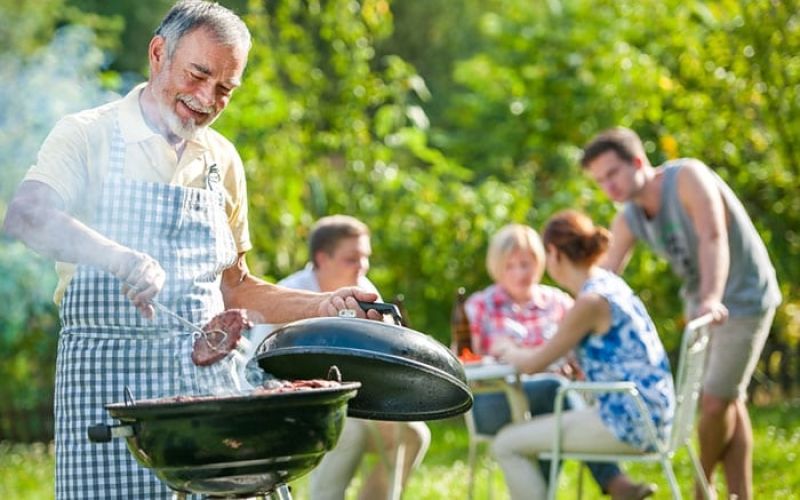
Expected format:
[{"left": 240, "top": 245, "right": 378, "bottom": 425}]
[
  {"left": 268, "top": 484, "right": 292, "bottom": 500},
  {"left": 170, "top": 483, "right": 291, "bottom": 500}
]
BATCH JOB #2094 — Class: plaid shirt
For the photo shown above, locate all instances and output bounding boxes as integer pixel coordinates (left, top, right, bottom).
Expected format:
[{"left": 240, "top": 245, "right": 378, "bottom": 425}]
[{"left": 464, "top": 284, "right": 573, "bottom": 355}]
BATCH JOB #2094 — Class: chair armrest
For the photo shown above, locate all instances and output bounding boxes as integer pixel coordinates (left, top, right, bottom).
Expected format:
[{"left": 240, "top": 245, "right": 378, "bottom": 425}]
[
  {"left": 551, "top": 381, "right": 638, "bottom": 417},
  {"left": 686, "top": 313, "right": 714, "bottom": 332},
  {"left": 550, "top": 381, "right": 666, "bottom": 455},
  {"left": 557, "top": 381, "right": 637, "bottom": 394}
]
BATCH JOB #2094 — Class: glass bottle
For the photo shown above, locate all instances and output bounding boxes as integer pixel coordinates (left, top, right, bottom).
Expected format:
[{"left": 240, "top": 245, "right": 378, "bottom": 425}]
[{"left": 450, "top": 287, "right": 472, "bottom": 356}]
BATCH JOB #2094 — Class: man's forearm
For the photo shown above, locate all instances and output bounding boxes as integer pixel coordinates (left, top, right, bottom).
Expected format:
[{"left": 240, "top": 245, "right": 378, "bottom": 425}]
[
  {"left": 221, "top": 260, "right": 325, "bottom": 323},
  {"left": 697, "top": 231, "right": 729, "bottom": 306},
  {"left": 4, "top": 193, "right": 124, "bottom": 272}
]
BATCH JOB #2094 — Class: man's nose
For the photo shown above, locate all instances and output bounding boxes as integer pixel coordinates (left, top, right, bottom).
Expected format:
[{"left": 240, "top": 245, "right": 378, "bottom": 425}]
[{"left": 196, "top": 82, "right": 216, "bottom": 107}]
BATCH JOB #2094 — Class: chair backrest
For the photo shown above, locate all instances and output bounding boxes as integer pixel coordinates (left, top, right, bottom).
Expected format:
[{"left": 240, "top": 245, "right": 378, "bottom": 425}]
[{"left": 667, "top": 315, "right": 713, "bottom": 451}]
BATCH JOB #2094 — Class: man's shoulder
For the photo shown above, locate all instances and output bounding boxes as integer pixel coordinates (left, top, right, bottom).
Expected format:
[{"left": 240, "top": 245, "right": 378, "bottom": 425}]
[
  {"left": 205, "top": 127, "right": 239, "bottom": 156},
  {"left": 44, "top": 98, "right": 121, "bottom": 146},
  {"left": 61, "top": 96, "right": 122, "bottom": 128},
  {"left": 278, "top": 266, "right": 317, "bottom": 291},
  {"left": 660, "top": 157, "right": 710, "bottom": 179},
  {"left": 356, "top": 275, "right": 380, "bottom": 295}
]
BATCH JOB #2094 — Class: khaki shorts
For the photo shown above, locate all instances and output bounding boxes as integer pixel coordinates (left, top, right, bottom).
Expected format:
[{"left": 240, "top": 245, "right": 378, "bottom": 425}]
[{"left": 704, "top": 308, "right": 776, "bottom": 401}]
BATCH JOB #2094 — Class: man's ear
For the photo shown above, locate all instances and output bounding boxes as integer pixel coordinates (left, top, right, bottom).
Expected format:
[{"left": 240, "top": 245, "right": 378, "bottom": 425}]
[
  {"left": 632, "top": 154, "right": 645, "bottom": 169},
  {"left": 313, "top": 250, "right": 327, "bottom": 269},
  {"left": 149, "top": 36, "right": 167, "bottom": 74}
]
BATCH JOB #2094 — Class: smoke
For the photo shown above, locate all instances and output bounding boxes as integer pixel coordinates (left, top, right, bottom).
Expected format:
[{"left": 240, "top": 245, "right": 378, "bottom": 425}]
[
  {"left": 0, "top": 25, "right": 120, "bottom": 341},
  {"left": 0, "top": 24, "right": 121, "bottom": 205}
]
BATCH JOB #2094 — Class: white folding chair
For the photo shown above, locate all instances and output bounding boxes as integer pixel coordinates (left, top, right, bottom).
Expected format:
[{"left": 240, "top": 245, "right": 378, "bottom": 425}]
[
  {"left": 541, "top": 315, "right": 715, "bottom": 500},
  {"left": 464, "top": 406, "right": 497, "bottom": 500},
  {"left": 364, "top": 422, "right": 407, "bottom": 500}
]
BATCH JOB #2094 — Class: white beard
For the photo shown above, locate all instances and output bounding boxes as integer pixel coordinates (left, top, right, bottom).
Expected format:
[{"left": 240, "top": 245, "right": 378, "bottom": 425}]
[
  {"left": 157, "top": 94, "right": 204, "bottom": 141},
  {"left": 152, "top": 63, "right": 216, "bottom": 141}
]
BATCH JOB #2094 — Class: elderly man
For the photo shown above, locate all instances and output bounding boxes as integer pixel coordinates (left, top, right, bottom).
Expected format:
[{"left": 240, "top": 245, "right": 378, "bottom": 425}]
[
  {"left": 2, "top": 2, "right": 379, "bottom": 498},
  {"left": 581, "top": 127, "right": 781, "bottom": 500}
]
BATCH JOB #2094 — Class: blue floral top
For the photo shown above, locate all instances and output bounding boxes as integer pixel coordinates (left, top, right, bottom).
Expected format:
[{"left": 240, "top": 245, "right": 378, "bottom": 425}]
[{"left": 578, "top": 269, "right": 675, "bottom": 450}]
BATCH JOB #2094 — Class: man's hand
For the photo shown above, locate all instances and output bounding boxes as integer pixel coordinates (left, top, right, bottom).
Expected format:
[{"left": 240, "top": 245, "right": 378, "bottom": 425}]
[
  {"left": 106, "top": 248, "right": 166, "bottom": 318},
  {"left": 3, "top": 181, "right": 166, "bottom": 319},
  {"left": 694, "top": 299, "right": 729, "bottom": 325},
  {"left": 319, "top": 286, "right": 383, "bottom": 321}
]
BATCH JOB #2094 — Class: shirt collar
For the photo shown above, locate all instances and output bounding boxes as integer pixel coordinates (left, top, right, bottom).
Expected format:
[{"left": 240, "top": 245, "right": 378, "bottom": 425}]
[
  {"left": 118, "top": 82, "right": 210, "bottom": 150},
  {"left": 492, "top": 284, "right": 548, "bottom": 310}
]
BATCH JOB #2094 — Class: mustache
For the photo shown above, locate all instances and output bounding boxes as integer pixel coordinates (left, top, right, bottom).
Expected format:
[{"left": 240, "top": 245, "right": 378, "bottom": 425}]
[{"left": 178, "top": 94, "right": 215, "bottom": 115}]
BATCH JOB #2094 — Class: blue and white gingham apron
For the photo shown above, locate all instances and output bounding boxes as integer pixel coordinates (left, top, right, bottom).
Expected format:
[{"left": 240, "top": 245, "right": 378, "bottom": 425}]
[{"left": 55, "top": 117, "right": 238, "bottom": 499}]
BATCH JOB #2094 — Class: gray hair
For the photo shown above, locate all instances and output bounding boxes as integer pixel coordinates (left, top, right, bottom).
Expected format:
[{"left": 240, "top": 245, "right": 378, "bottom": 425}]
[{"left": 155, "top": 0, "right": 251, "bottom": 60}]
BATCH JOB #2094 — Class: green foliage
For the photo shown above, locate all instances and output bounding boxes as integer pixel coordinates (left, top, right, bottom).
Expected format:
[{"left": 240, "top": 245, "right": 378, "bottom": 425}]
[
  {"left": 215, "top": 0, "right": 535, "bottom": 338},
  {"left": 0, "top": 1, "right": 118, "bottom": 441},
  {"left": 0, "top": 21, "right": 120, "bottom": 204},
  {"left": 0, "top": 241, "right": 59, "bottom": 441},
  {"left": 0, "top": 442, "right": 55, "bottom": 499},
  {"left": 378, "top": 0, "right": 799, "bottom": 348}
]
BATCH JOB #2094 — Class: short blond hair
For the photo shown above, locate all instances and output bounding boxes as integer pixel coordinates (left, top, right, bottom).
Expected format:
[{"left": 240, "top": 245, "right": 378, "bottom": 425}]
[{"left": 486, "top": 224, "right": 545, "bottom": 282}]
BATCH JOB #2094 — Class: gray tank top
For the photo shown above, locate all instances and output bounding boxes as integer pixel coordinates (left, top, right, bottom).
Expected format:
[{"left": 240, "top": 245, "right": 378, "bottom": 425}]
[{"left": 623, "top": 160, "right": 781, "bottom": 316}]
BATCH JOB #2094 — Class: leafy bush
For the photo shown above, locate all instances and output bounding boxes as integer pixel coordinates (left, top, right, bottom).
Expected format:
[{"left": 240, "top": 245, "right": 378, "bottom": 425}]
[{"left": 0, "top": 241, "right": 59, "bottom": 441}]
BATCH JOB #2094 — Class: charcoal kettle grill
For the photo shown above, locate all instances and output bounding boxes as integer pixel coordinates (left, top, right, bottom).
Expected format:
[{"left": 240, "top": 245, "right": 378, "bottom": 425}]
[
  {"left": 89, "top": 302, "right": 473, "bottom": 499},
  {"left": 89, "top": 373, "right": 359, "bottom": 499}
]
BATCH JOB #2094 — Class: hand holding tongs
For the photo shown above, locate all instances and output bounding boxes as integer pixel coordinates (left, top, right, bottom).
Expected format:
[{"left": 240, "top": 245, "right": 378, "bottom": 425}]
[
  {"left": 148, "top": 299, "right": 234, "bottom": 348},
  {"left": 148, "top": 299, "right": 250, "bottom": 391}
]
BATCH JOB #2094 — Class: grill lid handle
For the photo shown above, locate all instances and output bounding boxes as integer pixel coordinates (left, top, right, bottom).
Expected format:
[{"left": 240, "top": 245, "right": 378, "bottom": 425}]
[
  {"left": 87, "top": 423, "right": 134, "bottom": 443},
  {"left": 356, "top": 300, "right": 403, "bottom": 325}
]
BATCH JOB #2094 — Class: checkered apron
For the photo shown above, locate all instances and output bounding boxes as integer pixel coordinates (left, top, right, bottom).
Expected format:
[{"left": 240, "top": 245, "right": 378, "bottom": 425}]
[{"left": 55, "top": 120, "right": 238, "bottom": 499}]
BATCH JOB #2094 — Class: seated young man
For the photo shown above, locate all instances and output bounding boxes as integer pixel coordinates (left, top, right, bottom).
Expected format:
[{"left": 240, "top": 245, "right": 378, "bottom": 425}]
[{"left": 279, "top": 215, "right": 431, "bottom": 500}]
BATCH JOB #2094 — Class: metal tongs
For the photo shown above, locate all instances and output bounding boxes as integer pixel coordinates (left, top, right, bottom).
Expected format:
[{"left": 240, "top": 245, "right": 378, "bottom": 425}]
[
  {"left": 121, "top": 280, "right": 231, "bottom": 352},
  {"left": 150, "top": 299, "right": 251, "bottom": 392},
  {"left": 150, "top": 300, "right": 230, "bottom": 350}
]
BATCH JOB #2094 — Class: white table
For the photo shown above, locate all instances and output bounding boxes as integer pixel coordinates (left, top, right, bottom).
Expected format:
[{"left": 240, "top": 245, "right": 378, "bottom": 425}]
[{"left": 463, "top": 361, "right": 531, "bottom": 423}]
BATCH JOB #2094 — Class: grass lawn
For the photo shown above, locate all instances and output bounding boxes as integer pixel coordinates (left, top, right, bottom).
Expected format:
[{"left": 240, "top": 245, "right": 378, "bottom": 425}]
[{"left": 2, "top": 401, "right": 798, "bottom": 499}]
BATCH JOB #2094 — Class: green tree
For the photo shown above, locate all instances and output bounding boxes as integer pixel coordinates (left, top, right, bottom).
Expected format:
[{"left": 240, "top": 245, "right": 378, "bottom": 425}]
[
  {"left": 384, "top": 0, "right": 799, "bottom": 350},
  {"left": 209, "top": 0, "right": 549, "bottom": 336}
]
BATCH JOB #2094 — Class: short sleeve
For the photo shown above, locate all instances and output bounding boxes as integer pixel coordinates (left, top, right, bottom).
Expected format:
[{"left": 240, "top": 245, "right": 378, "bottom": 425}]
[
  {"left": 227, "top": 153, "right": 251, "bottom": 253},
  {"left": 23, "top": 115, "right": 90, "bottom": 212},
  {"left": 214, "top": 135, "right": 251, "bottom": 253}
]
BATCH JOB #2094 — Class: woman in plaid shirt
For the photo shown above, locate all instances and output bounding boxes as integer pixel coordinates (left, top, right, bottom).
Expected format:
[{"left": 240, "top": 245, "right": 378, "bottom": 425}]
[{"left": 465, "top": 224, "right": 654, "bottom": 499}]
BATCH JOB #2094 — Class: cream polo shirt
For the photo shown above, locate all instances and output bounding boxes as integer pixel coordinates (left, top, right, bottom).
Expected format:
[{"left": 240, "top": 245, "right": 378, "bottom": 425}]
[{"left": 24, "top": 83, "right": 252, "bottom": 304}]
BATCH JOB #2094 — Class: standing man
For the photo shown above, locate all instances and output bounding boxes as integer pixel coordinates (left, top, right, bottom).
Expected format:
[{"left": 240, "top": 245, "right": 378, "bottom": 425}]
[
  {"left": 279, "top": 215, "right": 430, "bottom": 500},
  {"left": 2, "top": 2, "right": 378, "bottom": 498},
  {"left": 580, "top": 127, "right": 781, "bottom": 499}
]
